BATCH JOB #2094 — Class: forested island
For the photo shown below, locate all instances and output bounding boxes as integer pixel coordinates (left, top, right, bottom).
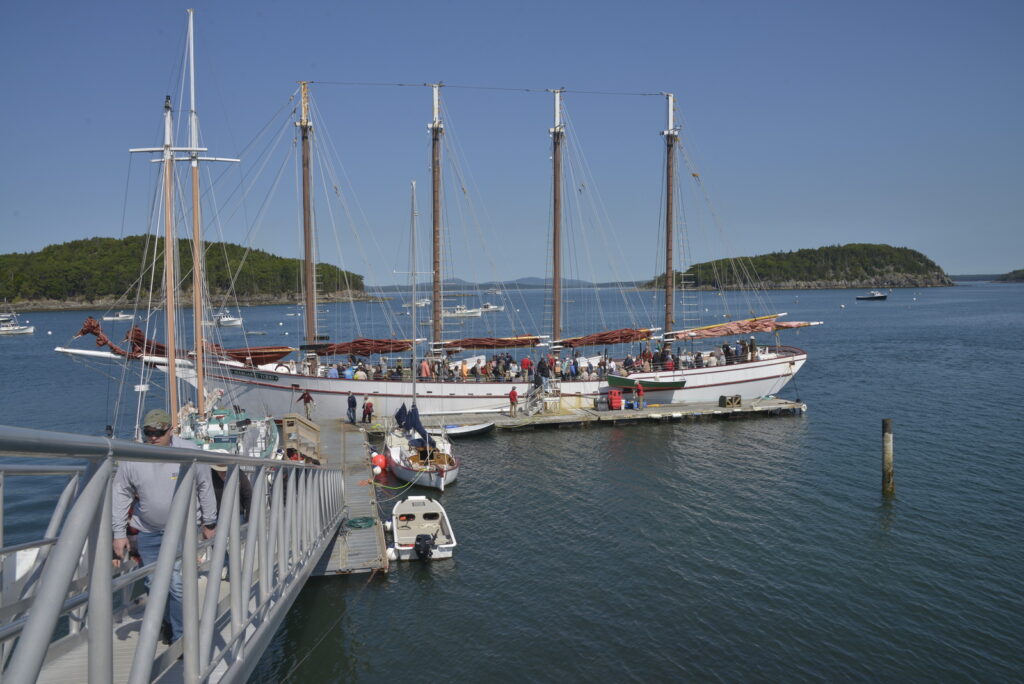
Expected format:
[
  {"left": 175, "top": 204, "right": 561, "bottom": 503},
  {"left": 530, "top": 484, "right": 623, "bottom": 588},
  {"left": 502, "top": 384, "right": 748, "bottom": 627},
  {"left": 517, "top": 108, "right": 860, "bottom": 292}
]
[
  {"left": 647, "top": 244, "right": 954, "bottom": 290},
  {"left": 0, "top": 236, "right": 369, "bottom": 311},
  {"left": 994, "top": 269, "right": 1024, "bottom": 282}
]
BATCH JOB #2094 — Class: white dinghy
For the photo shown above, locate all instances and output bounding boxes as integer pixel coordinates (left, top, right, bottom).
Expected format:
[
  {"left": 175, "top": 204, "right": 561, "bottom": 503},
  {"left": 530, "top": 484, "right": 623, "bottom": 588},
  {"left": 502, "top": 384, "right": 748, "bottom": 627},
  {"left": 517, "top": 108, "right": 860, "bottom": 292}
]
[{"left": 386, "top": 495, "right": 457, "bottom": 561}]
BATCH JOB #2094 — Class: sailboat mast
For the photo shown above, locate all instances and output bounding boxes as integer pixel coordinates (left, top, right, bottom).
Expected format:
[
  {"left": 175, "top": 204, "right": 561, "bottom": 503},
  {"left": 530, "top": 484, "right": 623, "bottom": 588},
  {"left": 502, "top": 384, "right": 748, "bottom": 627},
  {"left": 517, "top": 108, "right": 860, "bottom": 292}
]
[
  {"left": 187, "top": 9, "right": 206, "bottom": 416},
  {"left": 662, "top": 93, "right": 679, "bottom": 335},
  {"left": 161, "top": 96, "right": 179, "bottom": 427},
  {"left": 549, "top": 89, "right": 565, "bottom": 343},
  {"left": 410, "top": 181, "right": 419, "bottom": 399},
  {"left": 299, "top": 81, "right": 317, "bottom": 346},
  {"left": 429, "top": 83, "right": 444, "bottom": 348}
]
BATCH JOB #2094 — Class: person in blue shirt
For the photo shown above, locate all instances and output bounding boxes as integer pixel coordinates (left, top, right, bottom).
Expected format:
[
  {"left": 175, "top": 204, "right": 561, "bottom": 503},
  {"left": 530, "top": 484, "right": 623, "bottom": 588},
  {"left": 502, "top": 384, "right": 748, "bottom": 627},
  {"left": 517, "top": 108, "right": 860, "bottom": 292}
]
[
  {"left": 326, "top": 364, "right": 339, "bottom": 378},
  {"left": 346, "top": 392, "right": 357, "bottom": 424}
]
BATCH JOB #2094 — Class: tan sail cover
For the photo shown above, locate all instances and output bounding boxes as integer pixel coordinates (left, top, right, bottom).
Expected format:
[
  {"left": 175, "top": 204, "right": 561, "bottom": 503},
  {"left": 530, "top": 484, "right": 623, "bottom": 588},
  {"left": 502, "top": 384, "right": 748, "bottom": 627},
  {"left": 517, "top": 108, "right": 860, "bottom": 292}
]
[
  {"left": 557, "top": 328, "right": 654, "bottom": 348},
  {"left": 317, "top": 338, "right": 413, "bottom": 357},
  {"left": 442, "top": 336, "right": 542, "bottom": 350},
  {"left": 667, "top": 315, "right": 821, "bottom": 340}
]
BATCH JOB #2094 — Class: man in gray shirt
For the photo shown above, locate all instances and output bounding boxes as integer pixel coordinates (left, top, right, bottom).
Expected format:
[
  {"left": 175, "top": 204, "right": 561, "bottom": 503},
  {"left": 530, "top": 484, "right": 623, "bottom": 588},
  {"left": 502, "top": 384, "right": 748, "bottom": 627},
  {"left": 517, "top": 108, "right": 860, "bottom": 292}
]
[{"left": 111, "top": 408, "right": 218, "bottom": 642}]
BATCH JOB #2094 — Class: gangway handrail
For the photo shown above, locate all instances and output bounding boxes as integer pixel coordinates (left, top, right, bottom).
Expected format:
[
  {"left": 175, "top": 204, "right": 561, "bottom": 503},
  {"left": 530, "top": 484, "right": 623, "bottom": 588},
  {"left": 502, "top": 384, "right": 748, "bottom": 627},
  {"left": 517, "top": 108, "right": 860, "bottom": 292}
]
[{"left": 0, "top": 423, "right": 346, "bottom": 683}]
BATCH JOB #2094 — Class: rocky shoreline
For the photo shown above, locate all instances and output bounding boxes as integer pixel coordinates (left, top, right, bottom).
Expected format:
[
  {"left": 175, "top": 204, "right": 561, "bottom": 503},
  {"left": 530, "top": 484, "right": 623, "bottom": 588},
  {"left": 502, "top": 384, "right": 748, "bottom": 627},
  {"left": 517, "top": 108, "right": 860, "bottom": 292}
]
[
  {"left": 636, "top": 275, "right": 955, "bottom": 292},
  {"left": 741, "top": 274, "right": 955, "bottom": 289},
  {"left": 9, "top": 290, "right": 388, "bottom": 313}
]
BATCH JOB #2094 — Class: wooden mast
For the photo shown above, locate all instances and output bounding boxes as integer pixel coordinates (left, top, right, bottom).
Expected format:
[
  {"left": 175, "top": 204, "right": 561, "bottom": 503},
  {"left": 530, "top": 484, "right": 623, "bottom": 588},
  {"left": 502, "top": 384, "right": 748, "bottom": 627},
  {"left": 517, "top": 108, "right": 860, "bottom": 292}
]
[
  {"left": 299, "top": 81, "right": 317, "bottom": 348},
  {"left": 662, "top": 93, "right": 679, "bottom": 335},
  {"left": 161, "top": 95, "right": 180, "bottom": 427},
  {"left": 549, "top": 89, "right": 565, "bottom": 343},
  {"left": 410, "top": 181, "right": 419, "bottom": 399},
  {"left": 187, "top": 9, "right": 205, "bottom": 416},
  {"left": 184, "top": 9, "right": 239, "bottom": 415},
  {"left": 429, "top": 83, "right": 444, "bottom": 348}
]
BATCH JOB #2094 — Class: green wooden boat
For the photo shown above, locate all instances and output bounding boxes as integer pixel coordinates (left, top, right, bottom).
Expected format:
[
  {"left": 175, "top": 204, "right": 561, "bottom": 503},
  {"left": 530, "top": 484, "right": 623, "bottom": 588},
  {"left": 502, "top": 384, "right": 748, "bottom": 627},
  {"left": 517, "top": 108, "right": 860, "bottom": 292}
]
[{"left": 605, "top": 374, "right": 687, "bottom": 391}]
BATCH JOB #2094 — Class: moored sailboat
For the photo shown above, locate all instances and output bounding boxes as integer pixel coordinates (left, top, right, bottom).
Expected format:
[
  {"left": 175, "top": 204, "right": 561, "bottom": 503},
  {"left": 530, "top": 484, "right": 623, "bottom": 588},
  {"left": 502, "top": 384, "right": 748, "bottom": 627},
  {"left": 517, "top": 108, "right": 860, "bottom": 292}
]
[
  {"left": 384, "top": 183, "right": 459, "bottom": 491},
  {"left": 55, "top": 10, "right": 279, "bottom": 455}
]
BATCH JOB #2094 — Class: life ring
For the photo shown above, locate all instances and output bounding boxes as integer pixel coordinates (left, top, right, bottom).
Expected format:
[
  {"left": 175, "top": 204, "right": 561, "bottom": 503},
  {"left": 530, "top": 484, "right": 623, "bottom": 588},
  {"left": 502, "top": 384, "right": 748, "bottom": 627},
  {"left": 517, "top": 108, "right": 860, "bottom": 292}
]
[{"left": 275, "top": 364, "right": 289, "bottom": 372}]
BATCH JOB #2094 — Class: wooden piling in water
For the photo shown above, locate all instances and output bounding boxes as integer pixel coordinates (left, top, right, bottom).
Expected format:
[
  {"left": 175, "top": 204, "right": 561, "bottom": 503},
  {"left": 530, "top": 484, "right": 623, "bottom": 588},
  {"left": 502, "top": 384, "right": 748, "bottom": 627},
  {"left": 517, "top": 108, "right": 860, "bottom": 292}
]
[{"left": 882, "top": 418, "right": 895, "bottom": 496}]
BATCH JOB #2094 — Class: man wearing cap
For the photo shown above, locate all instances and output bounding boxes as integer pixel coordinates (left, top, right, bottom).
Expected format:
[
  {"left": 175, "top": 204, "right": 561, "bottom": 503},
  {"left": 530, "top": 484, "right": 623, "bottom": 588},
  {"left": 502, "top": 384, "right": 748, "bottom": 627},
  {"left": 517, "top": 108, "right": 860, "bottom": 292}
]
[{"left": 111, "top": 408, "right": 218, "bottom": 643}]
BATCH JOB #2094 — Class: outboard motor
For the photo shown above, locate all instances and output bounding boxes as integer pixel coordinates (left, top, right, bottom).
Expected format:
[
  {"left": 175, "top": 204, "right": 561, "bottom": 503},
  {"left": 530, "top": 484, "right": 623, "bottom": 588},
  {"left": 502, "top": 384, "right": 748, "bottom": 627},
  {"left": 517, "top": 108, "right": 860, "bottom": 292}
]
[{"left": 414, "top": 534, "right": 434, "bottom": 561}]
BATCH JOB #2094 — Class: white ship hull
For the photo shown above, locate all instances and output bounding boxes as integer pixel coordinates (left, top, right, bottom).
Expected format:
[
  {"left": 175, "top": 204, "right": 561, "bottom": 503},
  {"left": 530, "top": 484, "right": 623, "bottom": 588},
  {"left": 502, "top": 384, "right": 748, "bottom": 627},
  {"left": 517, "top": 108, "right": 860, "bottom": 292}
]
[
  {"left": 196, "top": 347, "right": 806, "bottom": 418},
  {"left": 616, "top": 350, "right": 807, "bottom": 404}
]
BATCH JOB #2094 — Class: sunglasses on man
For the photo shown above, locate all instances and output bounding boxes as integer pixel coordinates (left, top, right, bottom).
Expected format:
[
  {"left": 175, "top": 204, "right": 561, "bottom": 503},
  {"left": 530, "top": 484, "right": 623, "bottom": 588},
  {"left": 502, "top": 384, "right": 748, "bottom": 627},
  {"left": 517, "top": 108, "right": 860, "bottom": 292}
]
[{"left": 143, "top": 427, "right": 169, "bottom": 439}]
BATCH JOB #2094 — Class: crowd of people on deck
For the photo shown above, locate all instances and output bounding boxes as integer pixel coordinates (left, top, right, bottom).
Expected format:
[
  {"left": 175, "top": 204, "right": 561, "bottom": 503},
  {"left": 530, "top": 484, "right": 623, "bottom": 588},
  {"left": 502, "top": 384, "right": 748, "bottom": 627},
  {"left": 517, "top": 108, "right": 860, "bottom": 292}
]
[{"left": 297, "top": 336, "right": 771, "bottom": 383}]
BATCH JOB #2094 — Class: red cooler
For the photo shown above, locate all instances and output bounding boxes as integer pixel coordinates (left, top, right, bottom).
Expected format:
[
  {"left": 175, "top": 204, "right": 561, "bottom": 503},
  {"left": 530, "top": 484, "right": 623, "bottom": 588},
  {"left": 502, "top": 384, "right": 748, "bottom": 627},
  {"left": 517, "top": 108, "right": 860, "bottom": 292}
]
[{"left": 607, "top": 389, "right": 622, "bottom": 410}]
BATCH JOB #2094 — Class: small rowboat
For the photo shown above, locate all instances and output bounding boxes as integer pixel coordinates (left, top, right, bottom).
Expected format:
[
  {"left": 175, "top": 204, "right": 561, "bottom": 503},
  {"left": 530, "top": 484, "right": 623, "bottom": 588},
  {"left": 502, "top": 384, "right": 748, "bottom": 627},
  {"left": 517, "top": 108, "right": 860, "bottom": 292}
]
[{"left": 426, "top": 422, "right": 495, "bottom": 437}]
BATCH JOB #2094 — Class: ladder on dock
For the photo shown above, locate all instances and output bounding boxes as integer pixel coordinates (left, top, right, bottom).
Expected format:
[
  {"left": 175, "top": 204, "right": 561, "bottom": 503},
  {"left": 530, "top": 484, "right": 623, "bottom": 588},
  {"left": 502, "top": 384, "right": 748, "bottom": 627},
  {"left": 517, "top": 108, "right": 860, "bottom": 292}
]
[
  {"left": 524, "top": 381, "right": 562, "bottom": 416},
  {"left": 0, "top": 422, "right": 380, "bottom": 683}
]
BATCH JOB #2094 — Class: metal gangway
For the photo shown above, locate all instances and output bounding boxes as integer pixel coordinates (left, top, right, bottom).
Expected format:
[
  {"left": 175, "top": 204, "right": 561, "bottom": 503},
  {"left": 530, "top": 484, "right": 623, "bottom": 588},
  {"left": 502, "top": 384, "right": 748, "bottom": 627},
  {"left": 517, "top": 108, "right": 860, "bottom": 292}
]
[{"left": 0, "top": 424, "right": 347, "bottom": 683}]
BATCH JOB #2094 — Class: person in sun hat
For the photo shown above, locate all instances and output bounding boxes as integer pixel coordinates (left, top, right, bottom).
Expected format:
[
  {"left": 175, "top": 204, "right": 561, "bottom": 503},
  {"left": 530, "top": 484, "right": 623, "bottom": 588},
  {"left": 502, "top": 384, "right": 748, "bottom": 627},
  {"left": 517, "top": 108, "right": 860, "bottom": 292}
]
[{"left": 111, "top": 407, "right": 218, "bottom": 643}]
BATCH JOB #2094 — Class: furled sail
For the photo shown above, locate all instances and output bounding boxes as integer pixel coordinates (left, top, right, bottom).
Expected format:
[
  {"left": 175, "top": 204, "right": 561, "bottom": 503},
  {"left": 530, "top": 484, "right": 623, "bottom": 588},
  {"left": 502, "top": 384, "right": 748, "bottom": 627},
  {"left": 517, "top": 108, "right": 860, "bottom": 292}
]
[
  {"left": 442, "top": 336, "right": 542, "bottom": 350},
  {"left": 207, "top": 343, "right": 295, "bottom": 366},
  {"left": 666, "top": 315, "right": 822, "bottom": 340},
  {"left": 317, "top": 338, "right": 413, "bottom": 357},
  {"left": 556, "top": 328, "right": 655, "bottom": 349}
]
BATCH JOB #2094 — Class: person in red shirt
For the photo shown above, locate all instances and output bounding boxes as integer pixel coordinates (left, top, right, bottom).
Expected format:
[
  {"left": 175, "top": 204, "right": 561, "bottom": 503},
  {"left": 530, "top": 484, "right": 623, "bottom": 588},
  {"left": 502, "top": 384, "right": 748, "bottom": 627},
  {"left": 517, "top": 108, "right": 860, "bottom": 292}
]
[
  {"left": 520, "top": 356, "right": 533, "bottom": 381},
  {"left": 508, "top": 387, "right": 518, "bottom": 417},
  {"left": 297, "top": 389, "right": 315, "bottom": 419},
  {"left": 635, "top": 382, "right": 645, "bottom": 408}
]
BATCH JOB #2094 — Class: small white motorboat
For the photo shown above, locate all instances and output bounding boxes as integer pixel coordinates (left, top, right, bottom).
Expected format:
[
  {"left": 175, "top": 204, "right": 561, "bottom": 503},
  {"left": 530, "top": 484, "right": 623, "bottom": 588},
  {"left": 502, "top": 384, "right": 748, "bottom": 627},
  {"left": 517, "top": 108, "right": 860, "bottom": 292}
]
[
  {"left": 213, "top": 309, "right": 243, "bottom": 326},
  {"left": 101, "top": 311, "right": 134, "bottom": 321},
  {"left": 402, "top": 298, "right": 431, "bottom": 308},
  {"left": 856, "top": 290, "right": 887, "bottom": 301},
  {"left": 386, "top": 495, "right": 457, "bottom": 561},
  {"left": 479, "top": 302, "right": 505, "bottom": 313},
  {"left": 427, "top": 422, "right": 495, "bottom": 437},
  {"left": 0, "top": 311, "right": 33, "bottom": 335},
  {"left": 442, "top": 304, "right": 481, "bottom": 318}
]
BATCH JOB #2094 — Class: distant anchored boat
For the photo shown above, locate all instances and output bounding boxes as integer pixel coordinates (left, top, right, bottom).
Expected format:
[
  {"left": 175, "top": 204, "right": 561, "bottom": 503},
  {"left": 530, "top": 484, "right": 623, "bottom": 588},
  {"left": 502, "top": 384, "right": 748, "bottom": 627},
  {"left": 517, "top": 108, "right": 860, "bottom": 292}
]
[
  {"left": 101, "top": 311, "right": 134, "bottom": 321},
  {"left": 0, "top": 310, "right": 33, "bottom": 335},
  {"left": 856, "top": 291, "right": 888, "bottom": 301}
]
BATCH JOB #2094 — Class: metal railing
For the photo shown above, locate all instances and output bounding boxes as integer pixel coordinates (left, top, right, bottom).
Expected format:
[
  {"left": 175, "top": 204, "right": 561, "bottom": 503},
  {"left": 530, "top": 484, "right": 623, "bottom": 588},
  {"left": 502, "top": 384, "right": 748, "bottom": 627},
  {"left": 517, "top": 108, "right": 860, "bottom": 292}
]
[
  {"left": 0, "top": 424, "right": 345, "bottom": 683},
  {"left": 523, "top": 385, "right": 546, "bottom": 416}
]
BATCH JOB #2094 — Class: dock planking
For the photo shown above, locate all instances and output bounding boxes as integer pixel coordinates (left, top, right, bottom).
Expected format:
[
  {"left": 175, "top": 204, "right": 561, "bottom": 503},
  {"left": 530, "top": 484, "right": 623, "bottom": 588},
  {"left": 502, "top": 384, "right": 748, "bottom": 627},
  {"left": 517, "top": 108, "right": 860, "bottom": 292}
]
[
  {"left": 312, "top": 421, "right": 388, "bottom": 575},
  {"left": 369, "top": 397, "right": 807, "bottom": 434}
]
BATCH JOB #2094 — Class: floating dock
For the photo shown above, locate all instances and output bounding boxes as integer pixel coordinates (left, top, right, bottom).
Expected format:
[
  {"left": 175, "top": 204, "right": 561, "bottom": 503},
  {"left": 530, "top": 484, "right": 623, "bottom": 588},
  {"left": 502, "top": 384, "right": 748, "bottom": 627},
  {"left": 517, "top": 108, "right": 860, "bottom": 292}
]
[
  {"left": 311, "top": 421, "right": 388, "bottom": 575},
  {"left": 412, "top": 397, "right": 806, "bottom": 432}
]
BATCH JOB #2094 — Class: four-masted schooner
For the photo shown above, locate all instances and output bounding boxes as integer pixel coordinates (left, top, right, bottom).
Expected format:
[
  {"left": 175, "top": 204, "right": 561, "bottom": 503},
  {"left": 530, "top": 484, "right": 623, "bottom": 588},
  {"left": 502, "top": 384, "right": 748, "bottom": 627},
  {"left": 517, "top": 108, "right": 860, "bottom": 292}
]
[{"left": 59, "top": 47, "right": 818, "bottom": 419}]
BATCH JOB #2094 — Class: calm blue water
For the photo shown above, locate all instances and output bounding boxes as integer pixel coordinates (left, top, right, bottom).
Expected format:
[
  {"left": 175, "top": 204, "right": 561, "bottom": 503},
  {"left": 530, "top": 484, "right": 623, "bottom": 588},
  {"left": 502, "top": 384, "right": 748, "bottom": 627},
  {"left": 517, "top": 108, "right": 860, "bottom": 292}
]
[{"left": 2, "top": 283, "right": 1022, "bottom": 680}]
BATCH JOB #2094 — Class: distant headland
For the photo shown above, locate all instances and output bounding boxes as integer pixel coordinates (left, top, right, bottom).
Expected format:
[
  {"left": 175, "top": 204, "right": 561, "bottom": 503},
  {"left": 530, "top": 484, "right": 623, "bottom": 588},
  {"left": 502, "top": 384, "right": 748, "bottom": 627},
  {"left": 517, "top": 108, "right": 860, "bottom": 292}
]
[
  {"left": 0, "top": 236, "right": 378, "bottom": 312},
  {"left": 0, "top": 239, "right": 974, "bottom": 312},
  {"left": 645, "top": 243, "right": 954, "bottom": 290}
]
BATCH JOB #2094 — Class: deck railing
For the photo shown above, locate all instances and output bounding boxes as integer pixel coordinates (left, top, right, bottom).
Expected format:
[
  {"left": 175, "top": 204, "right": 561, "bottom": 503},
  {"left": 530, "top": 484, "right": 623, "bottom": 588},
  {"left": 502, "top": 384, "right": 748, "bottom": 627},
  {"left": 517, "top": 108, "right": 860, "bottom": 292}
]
[{"left": 0, "top": 424, "right": 345, "bottom": 683}]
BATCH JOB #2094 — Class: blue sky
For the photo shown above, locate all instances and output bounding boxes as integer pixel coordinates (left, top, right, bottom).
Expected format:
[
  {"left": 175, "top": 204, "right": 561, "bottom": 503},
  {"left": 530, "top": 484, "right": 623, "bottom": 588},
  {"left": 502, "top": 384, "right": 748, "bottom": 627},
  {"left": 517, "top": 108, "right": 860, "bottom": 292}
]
[{"left": 1, "top": 0, "right": 1021, "bottom": 283}]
